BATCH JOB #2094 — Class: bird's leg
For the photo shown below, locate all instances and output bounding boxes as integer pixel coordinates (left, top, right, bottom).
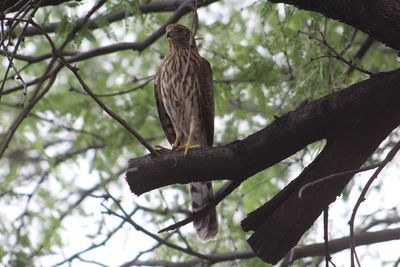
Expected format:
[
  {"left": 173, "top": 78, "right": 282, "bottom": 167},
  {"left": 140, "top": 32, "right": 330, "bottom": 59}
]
[
  {"left": 171, "top": 133, "right": 181, "bottom": 149},
  {"left": 155, "top": 145, "right": 171, "bottom": 151},
  {"left": 156, "top": 133, "right": 182, "bottom": 151},
  {"left": 176, "top": 130, "right": 200, "bottom": 156},
  {"left": 155, "top": 132, "right": 182, "bottom": 151}
]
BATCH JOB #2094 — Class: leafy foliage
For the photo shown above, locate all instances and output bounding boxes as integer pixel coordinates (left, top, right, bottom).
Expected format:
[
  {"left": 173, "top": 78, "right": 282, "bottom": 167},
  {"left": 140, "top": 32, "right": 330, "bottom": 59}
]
[{"left": 0, "top": 0, "right": 399, "bottom": 266}]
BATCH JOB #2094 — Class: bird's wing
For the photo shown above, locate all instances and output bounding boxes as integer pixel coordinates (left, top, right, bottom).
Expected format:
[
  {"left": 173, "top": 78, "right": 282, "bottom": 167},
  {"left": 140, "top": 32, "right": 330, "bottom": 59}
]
[
  {"left": 154, "top": 69, "right": 176, "bottom": 145},
  {"left": 198, "top": 57, "right": 215, "bottom": 146}
]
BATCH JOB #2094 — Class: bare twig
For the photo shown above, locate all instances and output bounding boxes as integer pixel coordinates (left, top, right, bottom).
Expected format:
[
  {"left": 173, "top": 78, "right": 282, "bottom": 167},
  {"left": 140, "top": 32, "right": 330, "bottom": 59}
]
[
  {"left": 0, "top": 0, "right": 43, "bottom": 99},
  {"left": 121, "top": 227, "right": 400, "bottom": 267},
  {"left": 323, "top": 208, "right": 336, "bottom": 267},
  {"left": 339, "top": 29, "right": 358, "bottom": 56},
  {"left": 345, "top": 36, "right": 375, "bottom": 75},
  {"left": 59, "top": 58, "right": 157, "bottom": 155},
  {"left": 69, "top": 76, "right": 154, "bottom": 97},
  {"left": 349, "top": 141, "right": 400, "bottom": 267},
  {"left": 0, "top": 0, "right": 108, "bottom": 159},
  {"left": 103, "top": 192, "right": 211, "bottom": 260},
  {"left": 298, "top": 30, "right": 374, "bottom": 76},
  {"left": 19, "top": 0, "right": 201, "bottom": 37},
  {"left": 1, "top": 0, "right": 218, "bottom": 97},
  {"left": 158, "top": 179, "right": 244, "bottom": 233},
  {"left": 51, "top": 209, "right": 137, "bottom": 267},
  {"left": 298, "top": 159, "right": 391, "bottom": 198}
]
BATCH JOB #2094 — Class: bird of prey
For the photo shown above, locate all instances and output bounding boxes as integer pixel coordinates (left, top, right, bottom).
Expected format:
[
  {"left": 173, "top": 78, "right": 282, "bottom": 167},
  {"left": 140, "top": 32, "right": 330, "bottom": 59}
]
[{"left": 154, "top": 24, "right": 218, "bottom": 241}]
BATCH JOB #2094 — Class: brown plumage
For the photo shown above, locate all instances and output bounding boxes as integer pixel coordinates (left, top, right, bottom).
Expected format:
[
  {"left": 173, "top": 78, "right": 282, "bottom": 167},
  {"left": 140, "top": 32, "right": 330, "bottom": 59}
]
[{"left": 154, "top": 24, "right": 218, "bottom": 241}]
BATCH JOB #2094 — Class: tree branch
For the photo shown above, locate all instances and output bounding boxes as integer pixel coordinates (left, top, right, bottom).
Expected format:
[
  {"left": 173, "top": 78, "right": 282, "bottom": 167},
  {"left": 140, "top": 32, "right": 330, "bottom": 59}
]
[
  {"left": 126, "top": 69, "right": 400, "bottom": 264},
  {"left": 121, "top": 228, "right": 400, "bottom": 266},
  {"left": 0, "top": 0, "right": 107, "bottom": 158},
  {"left": 16, "top": 0, "right": 220, "bottom": 37},
  {"left": 268, "top": 0, "right": 400, "bottom": 50},
  {"left": 349, "top": 141, "right": 400, "bottom": 266},
  {"left": 1, "top": 0, "right": 219, "bottom": 96},
  {"left": 345, "top": 36, "right": 375, "bottom": 75},
  {"left": 125, "top": 69, "right": 400, "bottom": 195},
  {"left": 290, "top": 228, "right": 400, "bottom": 262},
  {"left": 0, "top": 0, "right": 79, "bottom": 13}
]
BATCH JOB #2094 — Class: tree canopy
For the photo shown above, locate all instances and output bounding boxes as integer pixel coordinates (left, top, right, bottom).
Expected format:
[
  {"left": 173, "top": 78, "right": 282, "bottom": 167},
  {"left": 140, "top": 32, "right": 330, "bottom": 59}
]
[{"left": 1, "top": 0, "right": 399, "bottom": 266}]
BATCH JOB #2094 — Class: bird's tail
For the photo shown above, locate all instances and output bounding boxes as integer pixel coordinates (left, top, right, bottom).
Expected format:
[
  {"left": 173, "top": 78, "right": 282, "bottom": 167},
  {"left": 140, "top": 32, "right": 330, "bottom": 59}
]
[{"left": 190, "top": 181, "right": 218, "bottom": 241}]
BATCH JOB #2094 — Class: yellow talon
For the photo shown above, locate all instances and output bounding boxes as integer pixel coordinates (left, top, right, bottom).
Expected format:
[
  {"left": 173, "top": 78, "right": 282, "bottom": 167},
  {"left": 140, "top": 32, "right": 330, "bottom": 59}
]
[
  {"left": 155, "top": 145, "right": 172, "bottom": 151},
  {"left": 176, "top": 143, "right": 200, "bottom": 155}
]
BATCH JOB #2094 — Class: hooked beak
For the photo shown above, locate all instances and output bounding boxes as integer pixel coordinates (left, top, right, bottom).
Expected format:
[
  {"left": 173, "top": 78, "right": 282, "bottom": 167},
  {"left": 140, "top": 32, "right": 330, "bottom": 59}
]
[{"left": 166, "top": 31, "right": 172, "bottom": 38}]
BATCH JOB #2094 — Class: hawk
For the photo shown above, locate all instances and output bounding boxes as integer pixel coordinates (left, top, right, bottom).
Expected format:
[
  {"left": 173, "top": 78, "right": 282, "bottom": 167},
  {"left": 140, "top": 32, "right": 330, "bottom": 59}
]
[{"left": 154, "top": 24, "right": 218, "bottom": 241}]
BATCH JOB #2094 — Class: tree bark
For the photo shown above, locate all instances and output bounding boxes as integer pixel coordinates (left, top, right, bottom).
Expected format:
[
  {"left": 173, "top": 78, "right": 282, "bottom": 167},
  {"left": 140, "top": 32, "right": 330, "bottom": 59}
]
[
  {"left": 240, "top": 69, "right": 400, "bottom": 263},
  {"left": 268, "top": 0, "right": 400, "bottom": 51}
]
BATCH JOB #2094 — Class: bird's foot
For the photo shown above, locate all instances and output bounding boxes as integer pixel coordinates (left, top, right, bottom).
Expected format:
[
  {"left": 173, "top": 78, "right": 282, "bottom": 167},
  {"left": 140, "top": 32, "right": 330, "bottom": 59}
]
[
  {"left": 176, "top": 142, "right": 200, "bottom": 156},
  {"left": 155, "top": 145, "right": 172, "bottom": 151}
]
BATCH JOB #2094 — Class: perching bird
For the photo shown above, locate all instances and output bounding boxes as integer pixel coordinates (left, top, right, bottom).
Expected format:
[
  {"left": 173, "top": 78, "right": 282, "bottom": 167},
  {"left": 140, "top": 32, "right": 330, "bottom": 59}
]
[{"left": 154, "top": 24, "right": 218, "bottom": 241}]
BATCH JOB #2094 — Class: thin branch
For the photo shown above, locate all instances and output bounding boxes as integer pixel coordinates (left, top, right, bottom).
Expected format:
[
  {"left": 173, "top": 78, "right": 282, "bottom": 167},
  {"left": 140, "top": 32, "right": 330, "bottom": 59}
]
[
  {"left": 339, "top": 29, "right": 358, "bottom": 56},
  {"left": 298, "top": 30, "right": 374, "bottom": 76},
  {"left": 0, "top": 0, "right": 42, "bottom": 99},
  {"left": 0, "top": 0, "right": 219, "bottom": 97},
  {"left": 345, "top": 36, "right": 375, "bottom": 75},
  {"left": 121, "top": 233, "right": 175, "bottom": 267},
  {"left": 0, "top": 101, "right": 104, "bottom": 141},
  {"left": 358, "top": 216, "right": 400, "bottom": 233},
  {"left": 103, "top": 192, "right": 211, "bottom": 260},
  {"left": 0, "top": 49, "right": 78, "bottom": 63},
  {"left": 0, "top": 0, "right": 107, "bottom": 158},
  {"left": 29, "top": 174, "right": 117, "bottom": 259},
  {"left": 323, "top": 208, "right": 335, "bottom": 267},
  {"left": 1, "top": 0, "right": 78, "bottom": 13},
  {"left": 158, "top": 179, "right": 243, "bottom": 233},
  {"left": 349, "top": 141, "right": 400, "bottom": 267},
  {"left": 51, "top": 209, "right": 137, "bottom": 267},
  {"left": 19, "top": 0, "right": 190, "bottom": 37},
  {"left": 298, "top": 154, "right": 396, "bottom": 198},
  {"left": 58, "top": 57, "right": 157, "bottom": 155},
  {"left": 69, "top": 76, "right": 154, "bottom": 97},
  {"left": 121, "top": 228, "right": 400, "bottom": 266}
]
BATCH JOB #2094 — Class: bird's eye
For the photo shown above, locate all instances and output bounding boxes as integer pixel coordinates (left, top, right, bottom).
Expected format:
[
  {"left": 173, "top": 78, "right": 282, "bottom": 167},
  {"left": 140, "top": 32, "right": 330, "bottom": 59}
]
[{"left": 177, "top": 28, "right": 185, "bottom": 34}]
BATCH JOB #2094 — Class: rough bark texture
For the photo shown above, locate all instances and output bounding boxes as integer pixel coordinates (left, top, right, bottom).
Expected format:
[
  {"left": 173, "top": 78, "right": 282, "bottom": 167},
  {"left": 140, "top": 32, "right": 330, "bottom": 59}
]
[
  {"left": 241, "top": 70, "right": 400, "bottom": 263},
  {"left": 269, "top": 0, "right": 400, "bottom": 51},
  {"left": 240, "top": 70, "right": 400, "bottom": 263}
]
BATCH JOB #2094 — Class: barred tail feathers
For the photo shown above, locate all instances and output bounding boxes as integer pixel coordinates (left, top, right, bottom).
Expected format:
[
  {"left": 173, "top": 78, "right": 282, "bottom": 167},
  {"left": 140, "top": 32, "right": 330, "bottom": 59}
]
[{"left": 190, "top": 181, "right": 218, "bottom": 241}]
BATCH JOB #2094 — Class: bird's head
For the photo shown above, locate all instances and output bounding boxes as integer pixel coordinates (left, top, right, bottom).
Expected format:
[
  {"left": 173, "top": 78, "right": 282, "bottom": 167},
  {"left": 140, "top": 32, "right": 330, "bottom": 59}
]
[{"left": 165, "top": 24, "right": 194, "bottom": 49}]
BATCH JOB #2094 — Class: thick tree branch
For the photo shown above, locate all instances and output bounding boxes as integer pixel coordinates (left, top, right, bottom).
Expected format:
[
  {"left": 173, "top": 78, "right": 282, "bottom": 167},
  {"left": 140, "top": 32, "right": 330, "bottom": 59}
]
[
  {"left": 125, "top": 69, "right": 400, "bottom": 195},
  {"left": 268, "top": 0, "right": 400, "bottom": 50},
  {"left": 126, "top": 69, "right": 400, "bottom": 263},
  {"left": 241, "top": 101, "right": 400, "bottom": 264}
]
